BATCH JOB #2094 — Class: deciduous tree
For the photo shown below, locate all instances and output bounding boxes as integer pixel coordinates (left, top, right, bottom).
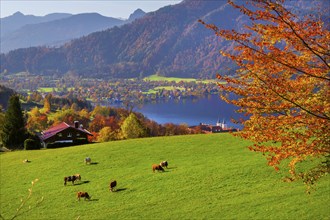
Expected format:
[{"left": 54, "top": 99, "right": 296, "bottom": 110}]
[
  {"left": 51, "top": 109, "right": 78, "bottom": 126},
  {"left": 200, "top": 0, "right": 330, "bottom": 186},
  {"left": 90, "top": 105, "right": 110, "bottom": 118},
  {"left": 27, "top": 107, "right": 48, "bottom": 132},
  {"left": 121, "top": 113, "right": 147, "bottom": 139},
  {"left": 97, "top": 126, "right": 118, "bottom": 142},
  {"left": 43, "top": 94, "right": 52, "bottom": 113}
]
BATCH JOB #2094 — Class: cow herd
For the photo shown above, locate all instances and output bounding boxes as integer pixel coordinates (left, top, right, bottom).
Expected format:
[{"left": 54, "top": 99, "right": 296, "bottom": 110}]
[{"left": 64, "top": 157, "right": 169, "bottom": 201}]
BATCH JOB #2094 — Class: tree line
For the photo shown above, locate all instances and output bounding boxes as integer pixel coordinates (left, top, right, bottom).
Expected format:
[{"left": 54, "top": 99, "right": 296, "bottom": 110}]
[
  {"left": 1, "top": 73, "right": 220, "bottom": 106},
  {"left": 0, "top": 94, "right": 201, "bottom": 150}
]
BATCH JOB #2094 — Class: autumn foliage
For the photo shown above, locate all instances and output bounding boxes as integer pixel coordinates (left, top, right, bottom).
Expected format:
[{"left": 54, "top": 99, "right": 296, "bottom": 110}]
[{"left": 200, "top": 0, "right": 329, "bottom": 185}]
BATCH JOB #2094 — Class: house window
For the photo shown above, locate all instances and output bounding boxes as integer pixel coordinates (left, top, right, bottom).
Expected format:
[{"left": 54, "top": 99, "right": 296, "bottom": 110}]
[
  {"left": 76, "top": 133, "right": 80, "bottom": 137},
  {"left": 58, "top": 133, "right": 62, "bottom": 137},
  {"left": 67, "top": 133, "right": 72, "bottom": 137}
]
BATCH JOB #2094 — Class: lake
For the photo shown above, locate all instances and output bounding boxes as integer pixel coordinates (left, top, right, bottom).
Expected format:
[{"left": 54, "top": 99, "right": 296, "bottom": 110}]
[{"left": 133, "top": 94, "right": 242, "bottom": 128}]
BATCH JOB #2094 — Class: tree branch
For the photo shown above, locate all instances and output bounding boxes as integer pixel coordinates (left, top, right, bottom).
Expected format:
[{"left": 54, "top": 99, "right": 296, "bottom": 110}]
[
  {"left": 271, "top": 6, "right": 330, "bottom": 69},
  {"left": 243, "top": 68, "right": 330, "bottom": 120}
]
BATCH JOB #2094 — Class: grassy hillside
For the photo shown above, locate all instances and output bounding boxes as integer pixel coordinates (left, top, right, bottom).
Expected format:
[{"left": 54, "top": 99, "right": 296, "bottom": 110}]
[{"left": 0, "top": 134, "right": 329, "bottom": 219}]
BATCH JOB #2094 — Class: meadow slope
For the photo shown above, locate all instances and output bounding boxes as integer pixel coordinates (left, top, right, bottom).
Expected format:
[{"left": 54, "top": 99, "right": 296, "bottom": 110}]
[{"left": 0, "top": 134, "right": 329, "bottom": 219}]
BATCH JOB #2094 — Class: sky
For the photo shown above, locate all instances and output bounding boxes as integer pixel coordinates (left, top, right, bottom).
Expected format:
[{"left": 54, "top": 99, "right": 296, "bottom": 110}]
[{"left": 0, "top": 0, "right": 183, "bottom": 19}]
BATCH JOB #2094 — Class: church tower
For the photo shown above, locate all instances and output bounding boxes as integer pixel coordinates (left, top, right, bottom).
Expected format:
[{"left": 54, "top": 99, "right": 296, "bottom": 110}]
[
  {"left": 221, "top": 119, "right": 227, "bottom": 130},
  {"left": 216, "top": 118, "right": 221, "bottom": 127},
  {"left": 216, "top": 118, "right": 227, "bottom": 130}
]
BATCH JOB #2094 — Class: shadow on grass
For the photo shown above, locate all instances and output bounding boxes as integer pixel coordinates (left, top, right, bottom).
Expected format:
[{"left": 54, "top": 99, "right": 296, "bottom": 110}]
[
  {"left": 155, "top": 170, "right": 171, "bottom": 173},
  {"left": 87, "top": 162, "right": 98, "bottom": 165},
  {"left": 114, "top": 188, "right": 127, "bottom": 192},
  {"left": 77, "top": 198, "right": 99, "bottom": 202},
  {"left": 66, "top": 181, "right": 90, "bottom": 186},
  {"left": 75, "top": 181, "right": 90, "bottom": 185}
]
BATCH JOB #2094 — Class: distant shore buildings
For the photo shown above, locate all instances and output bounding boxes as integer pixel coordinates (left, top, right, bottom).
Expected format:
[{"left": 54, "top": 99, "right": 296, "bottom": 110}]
[{"left": 190, "top": 119, "right": 239, "bottom": 133}]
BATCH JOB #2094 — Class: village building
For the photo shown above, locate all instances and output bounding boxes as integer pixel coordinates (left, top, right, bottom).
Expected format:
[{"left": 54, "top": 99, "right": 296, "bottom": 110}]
[
  {"left": 39, "top": 121, "right": 92, "bottom": 148},
  {"left": 191, "top": 119, "right": 238, "bottom": 133},
  {"left": 216, "top": 119, "right": 227, "bottom": 130}
]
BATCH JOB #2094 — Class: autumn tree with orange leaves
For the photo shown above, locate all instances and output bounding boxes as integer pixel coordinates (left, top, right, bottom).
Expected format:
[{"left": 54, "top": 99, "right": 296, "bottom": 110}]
[{"left": 200, "top": 0, "right": 329, "bottom": 187}]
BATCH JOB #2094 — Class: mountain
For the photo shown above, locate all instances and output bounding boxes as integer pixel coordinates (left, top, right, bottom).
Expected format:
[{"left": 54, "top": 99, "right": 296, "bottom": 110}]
[
  {"left": 0, "top": 10, "right": 146, "bottom": 53},
  {"left": 1, "top": 13, "right": 124, "bottom": 53},
  {"left": 128, "top": 9, "right": 147, "bottom": 22},
  {"left": 0, "top": 11, "right": 72, "bottom": 38},
  {"left": 1, "top": 0, "right": 241, "bottom": 78}
]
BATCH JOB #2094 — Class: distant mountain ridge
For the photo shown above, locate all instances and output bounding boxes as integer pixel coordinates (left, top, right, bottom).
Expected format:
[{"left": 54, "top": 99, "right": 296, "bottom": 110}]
[
  {"left": 128, "top": 9, "right": 146, "bottom": 21},
  {"left": 1, "top": 1, "right": 240, "bottom": 78},
  {"left": 1, "top": 0, "right": 322, "bottom": 79},
  {"left": 0, "top": 9, "right": 146, "bottom": 53},
  {"left": 0, "top": 11, "right": 72, "bottom": 37}
]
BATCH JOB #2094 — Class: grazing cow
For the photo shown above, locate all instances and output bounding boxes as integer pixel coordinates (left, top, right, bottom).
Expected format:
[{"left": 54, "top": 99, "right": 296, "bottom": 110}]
[
  {"left": 109, "top": 180, "right": 117, "bottom": 192},
  {"left": 77, "top": 191, "right": 91, "bottom": 201},
  {"left": 64, "top": 175, "right": 78, "bottom": 186},
  {"left": 160, "top": 161, "right": 168, "bottom": 168},
  {"left": 152, "top": 164, "right": 165, "bottom": 172},
  {"left": 74, "top": 174, "right": 81, "bottom": 181},
  {"left": 85, "top": 157, "right": 91, "bottom": 164}
]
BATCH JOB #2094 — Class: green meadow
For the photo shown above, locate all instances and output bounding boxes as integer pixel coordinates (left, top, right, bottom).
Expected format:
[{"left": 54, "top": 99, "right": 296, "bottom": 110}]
[
  {"left": 144, "top": 86, "right": 186, "bottom": 94},
  {"left": 0, "top": 134, "right": 329, "bottom": 220},
  {"left": 144, "top": 74, "right": 197, "bottom": 82},
  {"left": 144, "top": 74, "right": 216, "bottom": 84},
  {"left": 37, "top": 87, "right": 55, "bottom": 93},
  {"left": 37, "top": 87, "right": 74, "bottom": 93}
]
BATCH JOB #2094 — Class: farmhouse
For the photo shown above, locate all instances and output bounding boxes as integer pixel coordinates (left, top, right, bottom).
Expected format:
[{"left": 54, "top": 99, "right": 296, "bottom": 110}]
[{"left": 39, "top": 121, "right": 92, "bottom": 148}]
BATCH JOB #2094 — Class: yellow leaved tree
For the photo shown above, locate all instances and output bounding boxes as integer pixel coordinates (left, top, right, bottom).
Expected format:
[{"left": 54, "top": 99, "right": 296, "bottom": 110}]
[{"left": 200, "top": 0, "right": 329, "bottom": 187}]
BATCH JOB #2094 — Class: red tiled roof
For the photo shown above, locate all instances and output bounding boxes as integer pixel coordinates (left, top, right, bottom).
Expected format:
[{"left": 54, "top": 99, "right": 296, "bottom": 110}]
[
  {"left": 40, "top": 122, "right": 92, "bottom": 141},
  {"left": 78, "top": 127, "right": 92, "bottom": 136}
]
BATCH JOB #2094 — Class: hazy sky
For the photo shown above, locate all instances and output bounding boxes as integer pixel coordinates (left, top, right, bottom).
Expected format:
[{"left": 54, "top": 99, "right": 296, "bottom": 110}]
[{"left": 0, "top": 0, "right": 183, "bottom": 19}]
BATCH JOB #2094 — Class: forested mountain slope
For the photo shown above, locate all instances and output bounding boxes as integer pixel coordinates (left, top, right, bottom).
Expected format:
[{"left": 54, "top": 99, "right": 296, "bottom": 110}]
[
  {"left": 1, "top": 0, "right": 243, "bottom": 78},
  {"left": 1, "top": 0, "right": 321, "bottom": 79}
]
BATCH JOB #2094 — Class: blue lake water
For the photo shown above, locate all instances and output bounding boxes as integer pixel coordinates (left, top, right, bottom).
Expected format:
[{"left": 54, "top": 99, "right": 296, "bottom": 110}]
[{"left": 133, "top": 94, "right": 242, "bottom": 128}]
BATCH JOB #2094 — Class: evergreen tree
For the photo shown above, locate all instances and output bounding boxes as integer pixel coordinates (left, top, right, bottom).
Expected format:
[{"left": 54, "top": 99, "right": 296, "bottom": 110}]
[
  {"left": 121, "top": 113, "right": 147, "bottom": 139},
  {"left": 1, "top": 95, "right": 27, "bottom": 149},
  {"left": 0, "top": 107, "right": 5, "bottom": 146}
]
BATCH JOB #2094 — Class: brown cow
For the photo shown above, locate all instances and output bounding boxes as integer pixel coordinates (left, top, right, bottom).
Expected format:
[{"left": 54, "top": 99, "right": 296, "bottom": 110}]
[
  {"left": 64, "top": 175, "right": 78, "bottom": 186},
  {"left": 152, "top": 164, "right": 165, "bottom": 172},
  {"left": 109, "top": 180, "right": 117, "bottom": 192},
  {"left": 77, "top": 191, "right": 91, "bottom": 201}
]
